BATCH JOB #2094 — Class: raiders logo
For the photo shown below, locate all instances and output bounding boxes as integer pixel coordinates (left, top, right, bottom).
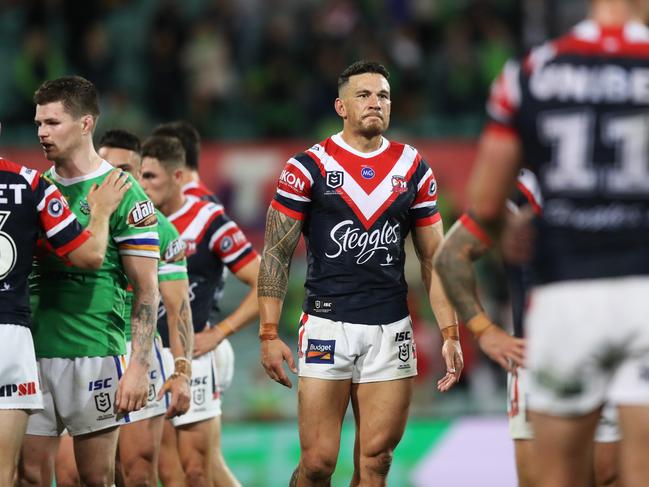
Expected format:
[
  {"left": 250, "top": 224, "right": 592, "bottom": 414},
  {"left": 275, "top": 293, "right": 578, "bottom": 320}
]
[
  {"left": 326, "top": 171, "right": 344, "bottom": 189},
  {"left": 128, "top": 201, "right": 157, "bottom": 228}
]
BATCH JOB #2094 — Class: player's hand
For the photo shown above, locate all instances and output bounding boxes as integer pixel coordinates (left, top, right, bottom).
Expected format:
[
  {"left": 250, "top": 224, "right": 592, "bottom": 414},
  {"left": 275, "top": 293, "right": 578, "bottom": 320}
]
[
  {"left": 261, "top": 338, "right": 297, "bottom": 388},
  {"left": 478, "top": 326, "right": 525, "bottom": 372},
  {"left": 115, "top": 361, "right": 150, "bottom": 413},
  {"left": 86, "top": 169, "right": 131, "bottom": 217},
  {"left": 437, "top": 339, "right": 463, "bottom": 392},
  {"left": 193, "top": 327, "right": 224, "bottom": 358},
  {"left": 502, "top": 206, "right": 536, "bottom": 265},
  {"left": 157, "top": 375, "right": 191, "bottom": 418}
]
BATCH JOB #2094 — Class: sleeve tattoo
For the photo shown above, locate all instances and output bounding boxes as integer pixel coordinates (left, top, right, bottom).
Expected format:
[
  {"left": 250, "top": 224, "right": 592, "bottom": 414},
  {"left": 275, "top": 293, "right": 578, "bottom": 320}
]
[
  {"left": 131, "top": 290, "right": 158, "bottom": 366},
  {"left": 177, "top": 298, "right": 193, "bottom": 359},
  {"left": 258, "top": 206, "right": 302, "bottom": 300}
]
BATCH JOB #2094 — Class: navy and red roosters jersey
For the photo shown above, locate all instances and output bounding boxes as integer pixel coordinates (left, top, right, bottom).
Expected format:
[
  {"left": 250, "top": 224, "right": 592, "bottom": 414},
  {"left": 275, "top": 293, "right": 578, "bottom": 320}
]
[
  {"left": 505, "top": 169, "right": 543, "bottom": 338},
  {"left": 182, "top": 180, "right": 218, "bottom": 203},
  {"left": 0, "top": 159, "right": 89, "bottom": 327},
  {"left": 158, "top": 197, "right": 257, "bottom": 344},
  {"left": 272, "top": 133, "right": 441, "bottom": 325},
  {"left": 487, "top": 20, "right": 649, "bottom": 284}
]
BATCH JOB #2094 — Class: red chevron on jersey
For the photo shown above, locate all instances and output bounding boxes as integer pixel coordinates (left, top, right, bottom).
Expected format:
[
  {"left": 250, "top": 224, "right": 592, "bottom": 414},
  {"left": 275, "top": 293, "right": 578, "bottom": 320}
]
[
  {"left": 307, "top": 135, "right": 420, "bottom": 230},
  {"left": 167, "top": 199, "right": 223, "bottom": 257}
]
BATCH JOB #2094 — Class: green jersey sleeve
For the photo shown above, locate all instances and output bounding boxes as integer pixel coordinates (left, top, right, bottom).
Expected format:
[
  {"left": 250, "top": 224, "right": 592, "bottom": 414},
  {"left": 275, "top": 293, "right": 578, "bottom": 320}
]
[{"left": 157, "top": 211, "right": 188, "bottom": 282}]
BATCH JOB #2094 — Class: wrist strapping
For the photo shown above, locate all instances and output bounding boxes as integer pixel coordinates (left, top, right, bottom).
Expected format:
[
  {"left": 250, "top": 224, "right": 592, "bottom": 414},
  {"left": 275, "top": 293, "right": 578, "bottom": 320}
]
[
  {"left": 218, "top": 321, "right": 235, "bottom": 338},
  {"left": 441, "top": 324, "right": 460, "bottom": 341},
  {"left": 466, "top": 312, "right": 494, "bottom": 338},
  {"left": 169, "top": 371, "right": 191, "bottom": 384},
  {"left": 259, "top": 322, "right": 279, "bottom": 341},
  {"left": 174, "top": 357, "right": 192, "bottom": 377}
]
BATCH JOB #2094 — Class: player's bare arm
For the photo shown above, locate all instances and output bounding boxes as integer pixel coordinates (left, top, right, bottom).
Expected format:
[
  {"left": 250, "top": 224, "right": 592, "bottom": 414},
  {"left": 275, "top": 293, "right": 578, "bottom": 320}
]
[
  {"left": 258, "top": 206, "right": 302, "bottom": 388},
  {"left": 193, "top": 256, "right": 261, "bottom": 357},
  {"left": 118, "top": 256, "right": 159, "bottom": 413},
  {"left": 66, "top": 170, "right": 131, "bottom": 269},
  {"left": 434, "top": 219, "right": 525, "bottom": 371},
  {"left": 412, "top": 221, "right": 463, "bottom": 391},
  {"left": 157, "top": 278, "right": 193, "bottom": 417}
]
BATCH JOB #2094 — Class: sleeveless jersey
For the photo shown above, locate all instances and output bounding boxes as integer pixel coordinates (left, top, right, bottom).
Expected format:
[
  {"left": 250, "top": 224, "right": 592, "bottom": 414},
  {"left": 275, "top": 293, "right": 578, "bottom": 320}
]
[
  {"left": 272, "top": 133, "right": 440, "bottom": 325},
  {"left": 158, "top": 198, "right": 257, "bottom": 345},
  {"left": 0, "top": 159, "right": 89, "bottom": 328},
  {"left": 124, "top": 210, "right": 187, "bottom": 341},
  {"left": 32, "top": 160, "right": 160, "bottom": 358},
  {"left": 487, "top": 20, "right": 649, "bottom": 284}
]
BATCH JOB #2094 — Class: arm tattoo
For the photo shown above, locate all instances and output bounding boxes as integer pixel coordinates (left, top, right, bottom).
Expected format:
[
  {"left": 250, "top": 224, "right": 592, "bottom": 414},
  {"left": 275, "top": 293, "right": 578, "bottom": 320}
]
[
  {"left": 258, "top": 206, "right": 302, "bottom": 300},
  {"left": 131, "top": 289, "right": 158, "bottom": 367},
  {"left": 435, "top": 224, "right": 490, "bottom": 324},
  {"left": 178, "top": 298, "right": 193, "bottom": 359}
]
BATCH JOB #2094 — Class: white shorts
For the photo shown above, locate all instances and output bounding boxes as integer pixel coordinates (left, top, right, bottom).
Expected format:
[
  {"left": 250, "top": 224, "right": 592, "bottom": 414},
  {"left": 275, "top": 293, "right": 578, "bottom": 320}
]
[
  {"left": 164, "top": 350, "right": 221, "bottom": 427},
  {"left": 27, "top": 355, "right": 127, "bottom": 436},
  {"left": 123, "top": 338, "right": 167, "bottom": 423},
  {"left": 0, "top": 325, "right": 42, "bottom": 410},
  {"left": 527, "top": 277, "right": 649, "bottom": 416},
  {"left": 508, "top": 368, "right": 620, "bottom": 442},
  {"left": 297, "top": 313, "right": 417, "bottom": 383},
  {"left": 212, "top": 338, "right": 235, "bottom": 393}
]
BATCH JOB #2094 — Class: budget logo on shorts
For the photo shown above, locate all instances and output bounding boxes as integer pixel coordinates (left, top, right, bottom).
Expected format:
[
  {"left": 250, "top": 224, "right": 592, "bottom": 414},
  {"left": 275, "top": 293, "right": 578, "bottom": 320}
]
[
  {"left": 94, "top": 392, "right": 112, "bottom": 413},
  {"left": 326, "top": 171, "right": 344, "bottom": 189},
  {"left": 305, "top": 339, "right": 335, "bottom": 364}
]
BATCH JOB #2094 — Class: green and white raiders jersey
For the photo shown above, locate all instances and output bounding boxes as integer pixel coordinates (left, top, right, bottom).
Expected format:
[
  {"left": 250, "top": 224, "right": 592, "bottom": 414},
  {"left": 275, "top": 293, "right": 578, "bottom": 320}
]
[
  {"left": 124, "top": 209, "right": 187, "bottom": 341},
  {"left": 31, "top": 160, "right": 159, "bottom": 358}
]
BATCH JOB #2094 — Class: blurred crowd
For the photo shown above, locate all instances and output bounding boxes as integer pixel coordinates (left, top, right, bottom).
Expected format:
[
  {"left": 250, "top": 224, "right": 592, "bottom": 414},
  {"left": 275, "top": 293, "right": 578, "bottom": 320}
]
[{"left": 0, "top": 0, "right": 527, "bottom": 143}]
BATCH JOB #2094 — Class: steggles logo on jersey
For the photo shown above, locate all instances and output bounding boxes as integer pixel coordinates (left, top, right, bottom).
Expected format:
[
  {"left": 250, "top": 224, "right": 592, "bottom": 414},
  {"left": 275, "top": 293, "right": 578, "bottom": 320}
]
[
  {"left": 128, "top": 201, "right": 157, "bottom": 228},
  {"left": 326, "top": 220, "right": 400, "bottom": 265},
  {"left": 391, "top": 175, "right": 407, "bottom": 194},
  {"left": 326, "top": 171, "right": 344, "bottom": 189}
]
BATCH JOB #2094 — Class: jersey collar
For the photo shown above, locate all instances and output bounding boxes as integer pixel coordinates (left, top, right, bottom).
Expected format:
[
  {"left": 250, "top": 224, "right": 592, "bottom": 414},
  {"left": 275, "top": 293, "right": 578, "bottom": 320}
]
[
  {"left": 331, "top": 132, "right": 390, "bottom": 159},
  {"left": 50, "top": 159, "right": 113, "bottom": 186},
  {"left": 574, "top": 19, "right": 649, "bottom": 43}
]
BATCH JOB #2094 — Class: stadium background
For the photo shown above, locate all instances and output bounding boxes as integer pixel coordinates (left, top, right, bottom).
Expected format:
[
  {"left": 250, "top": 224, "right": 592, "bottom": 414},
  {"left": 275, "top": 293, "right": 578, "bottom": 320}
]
[{"left": 0, "top": 1, "right": 585, "bottom": 485}]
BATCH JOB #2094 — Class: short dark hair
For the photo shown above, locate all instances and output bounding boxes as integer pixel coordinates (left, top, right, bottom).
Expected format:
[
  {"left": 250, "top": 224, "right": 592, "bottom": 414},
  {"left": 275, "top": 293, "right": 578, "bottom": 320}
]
[
  {"left": 98, "top": 129, "right": 141, "bottom": 154},
  {"left": 152, "top": 121, "right": 201, "bottom": 170},
  {"left": 338, "top": 61, "right": 390, "bottom": 91},
  {"left": 33, "top": 76, "right": 100, "bottom": 119},
  {"left": 141, "top": 135, "right": 186, "bottom": 171}
]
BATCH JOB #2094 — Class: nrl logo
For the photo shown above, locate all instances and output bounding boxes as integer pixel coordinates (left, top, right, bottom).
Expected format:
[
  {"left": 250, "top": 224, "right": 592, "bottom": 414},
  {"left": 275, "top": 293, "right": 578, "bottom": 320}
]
[
  {"left": 94, "top": 392, "right": 112, "bottom": 413},
  {"left": 398, "top": 343, "right": 410, "bottom": 362},
  {"left": 326, "top": 171, "right": 344, "bottom": 189},
  {"left": 193, "top": 388, "right": 205, "bottom": 406}
]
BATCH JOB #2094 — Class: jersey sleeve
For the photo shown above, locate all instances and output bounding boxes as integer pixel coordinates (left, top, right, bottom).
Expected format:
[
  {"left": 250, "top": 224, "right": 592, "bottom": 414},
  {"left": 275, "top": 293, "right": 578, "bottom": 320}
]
[
  {"left": 507, "top": 168, "right": 543, "bottom": 216},
  {"left": 484, "top": 59, "right": 522, "bottom": 138},
  {"left": 270, "top": 153, "right": 315, "bottom": 220},
  {"left": 110, "top": 174, "right": 160, "bottom": 259},
  {"left": 409, "top": 157, "right": 442, "bottom": 227},
  {"left": 157, "top": 213, "right": 188, "bottom": 282},
  {"left": 207, "top": 212, "right": 258, "bottom": 273},
  {"left": 34, "top": 174, "right": 90, "bottom": 257}
]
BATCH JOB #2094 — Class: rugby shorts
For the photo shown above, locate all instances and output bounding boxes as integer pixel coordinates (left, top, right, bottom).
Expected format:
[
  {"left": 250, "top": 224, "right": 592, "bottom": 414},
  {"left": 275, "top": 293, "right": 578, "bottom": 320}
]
[
  {"left": 164, "top": 349, "right": 221, "bottom": 427},
  {"left": 527, "top": 276, "right": 649, "bottom": 416},
  {"left": 212, "top": 338, "right": 235, "bottom": 393},
  {"left": 123, "top": 337, "right": 167, "bottom": 423},
  {"left": 0, "top": 324, "right": 42, "bottom": 410},
  {"left": 27, "top": 355, "right": 128, "bottom": 436},
  {"left": 508, "top": 367, "right": 620, "bottom": 442},
  {"left": 297, "top": 313, "right": 417, "bottom": 383}
]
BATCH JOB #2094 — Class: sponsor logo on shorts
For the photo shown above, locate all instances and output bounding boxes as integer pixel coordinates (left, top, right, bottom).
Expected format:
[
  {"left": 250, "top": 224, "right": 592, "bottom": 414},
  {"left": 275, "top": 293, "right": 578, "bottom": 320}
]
[
  {"left": 128, "top": 201, "right": 157, "bottom": 228},
  {"left": 0, "top": 381, "right": 37, "bottom": 397},
  {"left": 305, "top": 339, "right": 335, "bottom": 364},
  {"left": 193, "top": 388, "right": 206, "bottom": 406},
  {"left": 395, "top": 331, "right": 411, "bottom": 342},
  {"left": 88, "top": 378, "right": 113, "bottom": 391},
  {"left": 94, "top": 392, "right": 112, "bottom": 413},
  {"left": 47, "top": 198, "right": 64, "bottom": 217}
]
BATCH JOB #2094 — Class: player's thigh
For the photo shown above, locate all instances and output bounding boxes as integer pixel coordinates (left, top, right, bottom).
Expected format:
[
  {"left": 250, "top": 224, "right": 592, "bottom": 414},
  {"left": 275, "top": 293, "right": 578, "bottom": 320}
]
[
  {"left": 298, "top": 377, "right": 351, "bottom": 455},
  {"left": 118, "top": 415, "right": 164, "bottom": 470},
  {"left": 158, "top": 420, "right": 185, "bottom": 487},
  {"left": 72, "top": 426, "right": 119, "bottom": 481},
  {"left": 18, "top": 434, "right": 60, "bottom": 487},
  {"left": 55, "top": 433, "right": 80, "bottom": 487},
  {"left": 177, "top": 418, "right": 216, "bottom": 465},
  {"left": 0, "top": 409, "right": 28, "bottom": 479},
  {"left": 593, "top": 441, "right": 619, "bottom": 487},
  {"left": 617, "top": 405, "right": 649, "bottom": 487},
  {"left": 351, "top": 377, "right": 413, "bottom": 456},
  {"left": 513, "top": 440, "right": 537, "bottom": 487}
]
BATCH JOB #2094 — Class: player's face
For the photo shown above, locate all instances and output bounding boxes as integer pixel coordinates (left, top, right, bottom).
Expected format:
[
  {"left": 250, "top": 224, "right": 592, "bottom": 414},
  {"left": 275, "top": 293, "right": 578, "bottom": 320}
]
[
  {"left": 140, "top": 157, "right": 175, "bottom": 209},
  {"left": 35, "top": 101, "right": 87, "bottom": 162},
  {"left": 98, "top": 146, "right": 142, "bottom": 180},
  {"left": 337, "top": 73, "right": 391, "bottom": 137}
]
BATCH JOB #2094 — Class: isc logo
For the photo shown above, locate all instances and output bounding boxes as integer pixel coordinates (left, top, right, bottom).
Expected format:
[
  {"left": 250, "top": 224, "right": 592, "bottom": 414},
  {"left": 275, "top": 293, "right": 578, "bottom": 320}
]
[
  {"left": 88, "top": 378, "right": 113, "bottom": 391},
  {"left": 191, "top": 376, "right": 208, "bottom": 387},
  {"left": 395, "top": 331, "right": 411, "bottom": 342}
]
